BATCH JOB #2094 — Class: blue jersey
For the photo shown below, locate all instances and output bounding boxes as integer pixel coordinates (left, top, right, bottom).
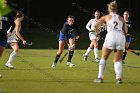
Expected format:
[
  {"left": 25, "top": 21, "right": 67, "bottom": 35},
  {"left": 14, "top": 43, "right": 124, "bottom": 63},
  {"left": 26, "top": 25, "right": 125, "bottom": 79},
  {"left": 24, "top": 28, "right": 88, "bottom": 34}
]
[
  {"left": 125, "top": 20, "right": 136, "bottom": 43},
  {"left": 60, "top": 22, "right": 80, "bottom": 37},
  {"left": 59, "top": 22, "right": 80, "bottom": 42}
]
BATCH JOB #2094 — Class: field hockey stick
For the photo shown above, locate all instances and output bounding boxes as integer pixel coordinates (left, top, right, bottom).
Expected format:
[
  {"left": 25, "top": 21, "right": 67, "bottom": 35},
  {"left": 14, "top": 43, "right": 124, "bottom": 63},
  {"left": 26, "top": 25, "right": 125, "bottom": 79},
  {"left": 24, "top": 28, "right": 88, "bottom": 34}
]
[
  {"left": 25, "top": 41, "right": 33, "bottom": 46},
  {"left": 127, "top": 48, "right": 140, "bottom": 56},
  {"left": 59, "top": 52, "right": 68, "bottom": 63},
  {"left": 59, "top": 44, "right": 75, "bottom": 63}
]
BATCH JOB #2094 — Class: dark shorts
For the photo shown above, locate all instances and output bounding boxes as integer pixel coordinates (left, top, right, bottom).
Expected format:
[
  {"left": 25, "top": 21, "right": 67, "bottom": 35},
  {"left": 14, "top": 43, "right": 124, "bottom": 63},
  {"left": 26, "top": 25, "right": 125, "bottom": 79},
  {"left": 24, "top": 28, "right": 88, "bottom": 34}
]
[
  {"left": 0, "top": 39, "right": 8, "bottom": 47},
  {"left": 126, "top": 37, "right": 132, "bottom": 43},
  {"left": 59, "top": 32, "right": 75, "bottom": 41}
]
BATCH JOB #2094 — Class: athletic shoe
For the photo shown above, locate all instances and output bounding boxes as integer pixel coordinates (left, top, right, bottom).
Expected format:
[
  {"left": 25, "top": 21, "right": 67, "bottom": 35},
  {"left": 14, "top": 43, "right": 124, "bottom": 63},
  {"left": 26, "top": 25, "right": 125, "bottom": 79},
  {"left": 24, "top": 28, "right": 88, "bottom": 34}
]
[
  {"left": 83, "top": 54, "right": 88, "bottom": 61},
  {"left": 5, "top": 63, "right": 14, "bottom": 69},
  {"left": 66, "top": 62, "right": 70, "bottom": 66},
  {"left": 95, "top": 58, "right": 100, "bottom": 63},
  {"left": 51, "top": 62, "right": 56, "bottom": 67},
  {"left": 92, "top": 58, "right": 100, "bottom": 63},
  {"left": 116, "top": 79, "right": 122, "bottom": 84},
  {"left": 67, "top": 62, "right": 75, "bottom": 67},
  {"left": 69, "top": 63, "right": 75, "bottom": 67},
  {"left": 94, "top": 78, "right": 103, "bottom": 83}
]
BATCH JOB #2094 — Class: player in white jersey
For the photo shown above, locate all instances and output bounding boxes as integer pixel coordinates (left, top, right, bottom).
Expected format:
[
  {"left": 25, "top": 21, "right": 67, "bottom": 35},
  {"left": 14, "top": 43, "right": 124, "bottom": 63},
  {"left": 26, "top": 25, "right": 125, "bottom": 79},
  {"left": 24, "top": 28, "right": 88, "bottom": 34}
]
[
  {"left": 92, "top": 1, "right": 128, "bottom": 84},
  {"left": 83, "top": 10, "right": 101, "bottom": 62},
  {"left": 5, "top": 11, "right": 26, "bottom": 69}
]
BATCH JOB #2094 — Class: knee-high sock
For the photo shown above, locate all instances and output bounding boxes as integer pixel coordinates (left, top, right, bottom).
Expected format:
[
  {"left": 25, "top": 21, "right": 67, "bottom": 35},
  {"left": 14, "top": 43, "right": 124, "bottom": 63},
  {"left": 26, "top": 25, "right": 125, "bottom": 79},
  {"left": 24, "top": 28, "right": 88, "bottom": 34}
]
[
  {"left": 67, "top": 51, "right": 74, "bottom": 62},
  {"left": 85, "top": 47, "right": 92, "bottom": 56},
  {"left": 98, "top": 59, "right": 106, "bottom": 78},
  {"left": 114, "top": 61, "right": 122, "bottom": 79},
  {"left": 54, "top": 54, "right": 60, "bottom": 63},
  {"left": 122, "top": 51, "right": 127, "bottom": 60},
  {"left": 94, "top": 48, "right": 98, "bottom": 59},
  {"left": 6, "top": 51, "right": 17, "bottom": 64}
]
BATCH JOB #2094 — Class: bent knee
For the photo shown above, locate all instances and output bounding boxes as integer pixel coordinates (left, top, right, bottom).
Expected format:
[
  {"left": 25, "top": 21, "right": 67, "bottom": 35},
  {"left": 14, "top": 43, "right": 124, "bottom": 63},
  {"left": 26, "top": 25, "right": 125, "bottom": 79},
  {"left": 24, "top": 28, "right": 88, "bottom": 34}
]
[{"left": 57, "top": 50, "right": 63, "bottom": 55}]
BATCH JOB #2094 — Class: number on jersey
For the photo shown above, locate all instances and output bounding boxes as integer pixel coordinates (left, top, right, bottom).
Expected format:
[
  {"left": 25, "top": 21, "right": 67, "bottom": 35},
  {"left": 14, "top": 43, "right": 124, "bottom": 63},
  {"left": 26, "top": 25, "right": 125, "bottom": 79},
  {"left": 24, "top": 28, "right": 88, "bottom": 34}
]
[{"left": 113, "top": 21, "right": 118, "bottom": 29}]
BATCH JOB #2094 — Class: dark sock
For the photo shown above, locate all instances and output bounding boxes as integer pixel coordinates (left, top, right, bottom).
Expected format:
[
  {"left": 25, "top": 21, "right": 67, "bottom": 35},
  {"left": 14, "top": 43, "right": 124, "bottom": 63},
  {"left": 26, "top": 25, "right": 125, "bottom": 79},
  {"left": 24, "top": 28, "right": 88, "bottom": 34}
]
[
  {"left": 54, "top": 54, "right": 60, "bottom": 63},
  {"left": 67, "top": 51, "right": 74, "bottom": 62},
  {"left": 122, "top": 51, "right": 127, "bottom": 60}
]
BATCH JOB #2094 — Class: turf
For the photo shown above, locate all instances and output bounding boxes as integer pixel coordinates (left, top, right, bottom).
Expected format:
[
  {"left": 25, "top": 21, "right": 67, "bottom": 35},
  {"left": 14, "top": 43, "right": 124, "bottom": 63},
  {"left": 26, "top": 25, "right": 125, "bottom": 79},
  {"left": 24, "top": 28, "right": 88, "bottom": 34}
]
[{"left": 0, "top": 49, "right": 140, "bottom": 93}]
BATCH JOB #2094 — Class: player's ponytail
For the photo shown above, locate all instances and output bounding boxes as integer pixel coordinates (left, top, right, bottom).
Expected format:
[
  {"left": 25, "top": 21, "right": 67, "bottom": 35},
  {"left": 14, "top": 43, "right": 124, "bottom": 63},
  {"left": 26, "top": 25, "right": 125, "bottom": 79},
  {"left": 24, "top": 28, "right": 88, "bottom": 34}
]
[
  {"left": 107, "top": 0, "right": 118, "bottom": 13},
  {"left": 14, "top": 11, "right": 24, "bottom": 19}
]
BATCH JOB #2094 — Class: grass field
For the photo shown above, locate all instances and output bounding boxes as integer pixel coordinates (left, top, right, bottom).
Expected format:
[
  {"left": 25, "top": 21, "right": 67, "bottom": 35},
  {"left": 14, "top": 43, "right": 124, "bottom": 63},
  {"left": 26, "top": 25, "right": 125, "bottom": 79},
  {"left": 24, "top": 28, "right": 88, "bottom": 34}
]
[{"left": 0, "top": 49, "right": 140, "bottom": 93}]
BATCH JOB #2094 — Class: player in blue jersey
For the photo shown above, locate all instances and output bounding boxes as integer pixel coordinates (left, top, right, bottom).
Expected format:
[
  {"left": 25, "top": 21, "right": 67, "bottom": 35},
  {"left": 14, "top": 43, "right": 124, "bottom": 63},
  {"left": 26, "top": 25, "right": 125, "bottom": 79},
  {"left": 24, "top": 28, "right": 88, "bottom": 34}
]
[
  {"left": 0, "top": 0, "right": 14, "bottom": 77},
  {"left": 51, "top": 15, "right": 80, "bottom": 67},
  {"left": 122, "top": 11, "right": 136, "bottom": 64}
]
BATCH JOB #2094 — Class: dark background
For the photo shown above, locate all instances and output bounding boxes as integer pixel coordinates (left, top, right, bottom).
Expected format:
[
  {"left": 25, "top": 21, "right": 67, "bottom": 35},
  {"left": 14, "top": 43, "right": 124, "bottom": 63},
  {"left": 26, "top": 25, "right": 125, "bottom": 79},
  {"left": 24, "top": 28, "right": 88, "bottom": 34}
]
[
  {"left": 6, "top": 0, "right": 140, "bottom": 49},
  {"left": 7, "top": 0, "right": 140, "bottom": 28}
]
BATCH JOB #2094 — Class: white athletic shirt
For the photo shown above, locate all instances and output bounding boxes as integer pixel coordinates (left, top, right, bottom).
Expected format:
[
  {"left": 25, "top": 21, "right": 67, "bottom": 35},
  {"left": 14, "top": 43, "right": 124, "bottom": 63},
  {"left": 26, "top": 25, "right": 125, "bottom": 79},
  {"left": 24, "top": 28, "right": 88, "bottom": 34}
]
[
  {"left": 106, "top": 13, "right": 124, "bottom": 35},
  {"left": 86, "top": 18, "right": 98, "bottom": 31},
  {"left": 8, "top": 28, "right": 17, "bottom": 39},
  {"left": 103, "top": 13, "right": 125, "bottom": 50}
]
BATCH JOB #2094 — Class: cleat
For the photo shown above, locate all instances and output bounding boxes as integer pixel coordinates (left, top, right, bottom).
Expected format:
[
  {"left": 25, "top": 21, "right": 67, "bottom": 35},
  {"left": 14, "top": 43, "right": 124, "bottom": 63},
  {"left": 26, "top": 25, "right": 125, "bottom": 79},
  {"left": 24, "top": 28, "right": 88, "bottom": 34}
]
[
  {"left": 67, "top": 62, "right": 75, "bottom": 67},
  {"left": 51, "top": 62, "right": 56, "bottom": 67},
  {"left": 66, "top": 62, "right": 70, "bottom": 66},
  {"left": 5, "top": 63, "right": 14, "bottom": 69},
  {"left": 95, "top": 58, "right": 100, "bottom": 63},
  {"left": 83, "top": 54, "right": 88, "bottom": 61},
  {"left": 94, "top": 78, "right": 103, "bottom": 83},
  {"left": 116, "top": 79, "right": 122, "bottom": 84},
  {"left": 69, "top": 63, "right": 75, "bottom": 67},
  {"left": 92, "top": 58, "right": 100, "bottom": 63}
]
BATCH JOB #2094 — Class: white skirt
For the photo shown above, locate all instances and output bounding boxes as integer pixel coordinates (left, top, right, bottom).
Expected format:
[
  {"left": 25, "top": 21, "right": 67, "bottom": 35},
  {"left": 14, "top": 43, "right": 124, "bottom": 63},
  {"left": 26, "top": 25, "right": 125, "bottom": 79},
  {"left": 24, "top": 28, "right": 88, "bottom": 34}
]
[
  {"left": 89, "top": 32, "right": 98, "bottom": 40},
  {"left": 103, "top": 32, "right": 126, "bottom": 50},
  {"left": 7, "top": 35, "right": 18, "bottom": 44}
]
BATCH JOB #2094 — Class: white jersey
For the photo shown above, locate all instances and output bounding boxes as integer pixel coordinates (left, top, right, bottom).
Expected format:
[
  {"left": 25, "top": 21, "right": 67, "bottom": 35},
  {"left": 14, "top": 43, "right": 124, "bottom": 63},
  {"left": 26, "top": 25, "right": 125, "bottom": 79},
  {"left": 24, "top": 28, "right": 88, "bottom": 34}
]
[
  {"left": 7, "top": 27, "right": 18, "bottom": 43},
  {"left": 103, "top": 13, "right": 125, "bottom": 50},
  {"left": 86, "top": 18, "right": 98, "bottom": 40}
]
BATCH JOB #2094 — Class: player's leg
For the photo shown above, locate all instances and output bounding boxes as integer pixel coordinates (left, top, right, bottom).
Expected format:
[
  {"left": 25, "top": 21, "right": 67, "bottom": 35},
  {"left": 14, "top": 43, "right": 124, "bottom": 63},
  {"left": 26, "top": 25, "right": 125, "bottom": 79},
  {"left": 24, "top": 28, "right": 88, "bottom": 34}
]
[
  {"left": 5, "top": 42, "right": 19, "bottom": 69},
  {"left": 83, "top": 42, "right": 93, "bottom": 61},
  {"left": 0, "top": 39, "right": 7, "bottom": 57},
  {"left": 0, "top": 46, "right": 5, "bottom": 58},
  {"left": 94, "top": 47, "right": 112, "bottom": 83},
  {"left": 52, "top": 40, "right": 65, "bottom": 67},
  {"left": 114, "top": 49, "right": 123, "bottom": 84},
  {"left": 67, "top": 38, "right": 75, "bottom": 67},
  {"left": 0, "top": 39, "right": 7, "bottom": 77},
  {"left": 0, "top": 46, "right": 4, "bottom": 77},
  {"left": 92, "top": 39, "right": 100, "bottom": 62},
  {"left": 83, "top": 32, "right": 96, "bottom": 61},
  {"left": 122, "top": 37, "right": 131, "bottom": 64}
]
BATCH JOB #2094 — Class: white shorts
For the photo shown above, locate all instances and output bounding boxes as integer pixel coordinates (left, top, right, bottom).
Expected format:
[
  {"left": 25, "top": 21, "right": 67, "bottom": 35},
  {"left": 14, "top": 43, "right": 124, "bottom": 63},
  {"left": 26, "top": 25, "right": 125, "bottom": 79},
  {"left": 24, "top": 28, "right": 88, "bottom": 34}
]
[
  {"left": 103, "top": 33, "right": 126, "bottom": 50},
  {"left": 89, "top": 32, "right": 97, "bottom": 40},
  {"left": 7, "top": 36, "right": 18, "bottom": 44}
]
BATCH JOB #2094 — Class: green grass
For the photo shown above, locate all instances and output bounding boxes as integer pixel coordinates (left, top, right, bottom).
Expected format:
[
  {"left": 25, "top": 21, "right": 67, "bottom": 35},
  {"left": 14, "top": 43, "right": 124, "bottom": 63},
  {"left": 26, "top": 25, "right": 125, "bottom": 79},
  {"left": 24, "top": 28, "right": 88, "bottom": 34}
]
[{"left": 0, "top": 49, "right": 140, "bottom": 93}]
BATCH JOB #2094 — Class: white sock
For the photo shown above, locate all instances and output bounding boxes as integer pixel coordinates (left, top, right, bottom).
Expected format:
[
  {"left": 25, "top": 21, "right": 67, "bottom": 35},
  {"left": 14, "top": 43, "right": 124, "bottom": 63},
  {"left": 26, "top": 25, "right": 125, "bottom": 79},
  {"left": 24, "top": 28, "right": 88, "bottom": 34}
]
[
  {"left": 98, "top": 59, "right": 106, "bottom": 78},
  {"left": 85, "top": 47, "right": 92, "bottom": 56},
  {"left": 94, "top": 48, "right": 98, "bottom": 59},
  {"left": 6, "top": 51, "right": 17, "bottom": 64},
  {"left": 114, "top": 61, "right": 122, "bottom": 79}
]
